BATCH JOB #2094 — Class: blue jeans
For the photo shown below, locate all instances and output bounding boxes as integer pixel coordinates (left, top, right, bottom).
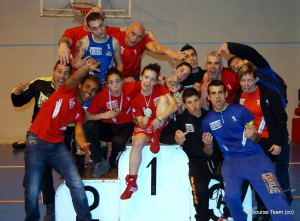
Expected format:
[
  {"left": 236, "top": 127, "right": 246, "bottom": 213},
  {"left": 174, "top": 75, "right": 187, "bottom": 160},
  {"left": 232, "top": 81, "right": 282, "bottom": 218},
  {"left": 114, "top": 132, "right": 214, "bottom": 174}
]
[{"left": 24, "top": 131, "right": 91, "bottom": 221}]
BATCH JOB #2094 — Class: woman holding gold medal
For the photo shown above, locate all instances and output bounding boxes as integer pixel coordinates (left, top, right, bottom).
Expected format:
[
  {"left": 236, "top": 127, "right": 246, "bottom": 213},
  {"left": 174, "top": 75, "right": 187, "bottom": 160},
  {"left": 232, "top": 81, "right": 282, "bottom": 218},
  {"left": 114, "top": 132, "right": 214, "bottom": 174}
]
[
  {"left": 84, "top": 67, "right": 141, "bottom": 178},
  {"left": 120, "top": 63, "right": 178, "bottom": 200}
]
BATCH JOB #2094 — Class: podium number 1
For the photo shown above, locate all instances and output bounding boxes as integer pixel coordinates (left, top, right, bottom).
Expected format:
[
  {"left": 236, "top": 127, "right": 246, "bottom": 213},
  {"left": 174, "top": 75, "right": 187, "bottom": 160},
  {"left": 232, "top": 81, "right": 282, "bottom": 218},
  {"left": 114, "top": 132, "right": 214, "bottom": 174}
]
[{"left": 147, "top": 157, "right": 157, "bottom": 195}]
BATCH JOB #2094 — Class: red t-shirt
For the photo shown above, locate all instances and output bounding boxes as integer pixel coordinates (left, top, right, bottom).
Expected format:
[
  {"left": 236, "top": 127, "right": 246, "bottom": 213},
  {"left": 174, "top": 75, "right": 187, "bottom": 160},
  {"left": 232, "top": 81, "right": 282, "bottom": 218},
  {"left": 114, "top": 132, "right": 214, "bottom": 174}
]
[
  {"left": 87, "top": 82, "right": 141, "bottom": 124},
  {"left": 132, "top": 84, "right": 169, "bottom": 121},
  {"left": 110, "top": 31, "right": 153, "bottom": 77},
  {"left": 220, "top": 69, "right": 240, "bottom": 103},
  {"left": 62, "top": 25, "right": 120, "bottom": 59},
  {"left": 201, "top": 69, "right": 240, "bottom": 104},
  {"left": 240, "top": 87, "right": 269, "bottom": 138},
  {"left": 132, "top": 84, "right": 169, "bottom": 136},
  {"left": 29, "top": 85, "right": 85, "bottom": 143}
]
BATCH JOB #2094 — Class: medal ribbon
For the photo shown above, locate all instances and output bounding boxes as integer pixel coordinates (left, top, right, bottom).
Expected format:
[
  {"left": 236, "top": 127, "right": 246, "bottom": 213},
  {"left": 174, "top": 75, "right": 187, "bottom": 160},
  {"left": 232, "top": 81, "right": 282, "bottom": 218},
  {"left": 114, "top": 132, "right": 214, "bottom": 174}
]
[{"left": 108, "top": 90, "right": 123, "bottom": 112}]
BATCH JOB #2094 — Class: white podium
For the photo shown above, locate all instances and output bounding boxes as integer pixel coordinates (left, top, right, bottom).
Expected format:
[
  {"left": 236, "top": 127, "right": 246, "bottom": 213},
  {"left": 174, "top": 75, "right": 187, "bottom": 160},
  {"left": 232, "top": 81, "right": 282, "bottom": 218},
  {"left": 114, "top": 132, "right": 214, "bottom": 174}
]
[{"left": 55, "top": 145, "right": 252, "bottom": 221}]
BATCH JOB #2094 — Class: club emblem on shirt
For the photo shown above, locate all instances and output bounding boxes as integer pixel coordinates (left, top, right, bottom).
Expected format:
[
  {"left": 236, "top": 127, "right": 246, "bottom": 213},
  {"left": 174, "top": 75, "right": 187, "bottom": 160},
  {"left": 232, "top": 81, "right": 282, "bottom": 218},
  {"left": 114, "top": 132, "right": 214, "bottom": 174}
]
[
  {"left": 209, "top": 120, "right": 222, "bottom": 130},
  {"left": 107, "top": 100, "right": 118, "bottom": 109},
  {"left": 232, "top": 116, "right": 237, "bottom": 122},
  {"left": 90, "top": 47, "right": 102, "bottom": 55},
  {"left": 227, "top": 84, "right": 232, "bottom": 91},
  {"left": 257, "top": 99, "right": 260, "bottom": 106},
  {"left": 69, "top": 97, "right": 75, "bottom": 109}
]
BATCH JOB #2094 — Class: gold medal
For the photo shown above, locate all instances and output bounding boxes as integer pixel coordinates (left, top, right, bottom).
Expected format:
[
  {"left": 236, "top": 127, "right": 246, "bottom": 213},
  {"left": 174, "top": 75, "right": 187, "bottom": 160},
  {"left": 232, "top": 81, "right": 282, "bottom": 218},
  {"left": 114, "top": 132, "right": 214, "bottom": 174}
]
[{"left": 113, "top": 107, "right": 120, "bottom": 113}]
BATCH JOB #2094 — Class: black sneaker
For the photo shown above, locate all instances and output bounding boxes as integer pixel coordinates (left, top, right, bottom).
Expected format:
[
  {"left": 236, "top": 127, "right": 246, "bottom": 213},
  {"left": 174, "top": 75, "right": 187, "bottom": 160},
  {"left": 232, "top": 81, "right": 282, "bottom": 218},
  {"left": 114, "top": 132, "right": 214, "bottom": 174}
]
[
  {"left": 253, "top": 214, "right": 271, "bottom": 221},
  {"left": 91, "top": 160, "right": 110, "bottom": 178},
  {"left": 44, "top": 203, "right": 55, "bottom": 221},
  {"left": 12, "top": 140, "right": 26, "bottom": 150}
]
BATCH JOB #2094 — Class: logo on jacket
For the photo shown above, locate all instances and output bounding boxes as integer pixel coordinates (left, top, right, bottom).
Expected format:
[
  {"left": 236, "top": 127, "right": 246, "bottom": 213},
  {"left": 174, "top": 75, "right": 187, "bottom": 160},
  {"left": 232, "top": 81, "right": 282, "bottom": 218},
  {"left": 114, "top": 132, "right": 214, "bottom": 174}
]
[
  {"left": 38, "top": 92, "right": 49, "bottom": 107},
  {"left": 185, "top": 124, "right": 194, "bottom": 132}
]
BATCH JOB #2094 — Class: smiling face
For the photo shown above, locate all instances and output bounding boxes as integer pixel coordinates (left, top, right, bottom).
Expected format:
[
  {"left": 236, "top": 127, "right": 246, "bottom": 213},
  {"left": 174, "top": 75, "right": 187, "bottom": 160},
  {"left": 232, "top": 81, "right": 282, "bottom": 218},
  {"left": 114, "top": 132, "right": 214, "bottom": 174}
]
[
  {"left": 52, "top": 63, "right": 71, "bottom": 89},
  {"left": 77, "top": 78, "right": 100, "bottom": 104}
]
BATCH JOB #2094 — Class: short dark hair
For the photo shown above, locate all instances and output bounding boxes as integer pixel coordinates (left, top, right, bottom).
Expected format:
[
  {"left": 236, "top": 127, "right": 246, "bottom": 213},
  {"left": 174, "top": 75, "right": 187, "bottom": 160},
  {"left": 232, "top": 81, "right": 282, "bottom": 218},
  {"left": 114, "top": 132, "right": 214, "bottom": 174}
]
[
  {"left": 182, "top": 87, "right": 200, "bottom": 103},
  {"left": 207, "top": 80, "right": 226, "bottom": 94},
  {"left": 176, "top": 61, "right": 192, "bottom": 73},
  {"left": 81, "top": 74, "right": 101, "bottom": 91},
  {"left": 141, "top": 63, "right": 161, "bottom": 79},
  {"left": 105, "top": 67, "right": 124, "bottom": 83},
  {"left": 86, "top": 12, "right": 104, "bottom": 27},
  {"left": 54, "top": 60, "right": 72, "bottom": 72},
  {"left": 180, "top": 44, "right": 197, "bottom": 56},
  {"left": 227, "top": 56, "right": 238, "bottom": 68}
]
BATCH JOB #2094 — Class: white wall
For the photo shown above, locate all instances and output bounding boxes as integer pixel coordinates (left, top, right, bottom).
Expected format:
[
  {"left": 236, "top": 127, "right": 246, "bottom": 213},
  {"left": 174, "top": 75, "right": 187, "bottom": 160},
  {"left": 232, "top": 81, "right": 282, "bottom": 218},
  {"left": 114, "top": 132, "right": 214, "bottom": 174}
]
[{"left": 1, "top": 0, "right": 299, "bottom": 141}]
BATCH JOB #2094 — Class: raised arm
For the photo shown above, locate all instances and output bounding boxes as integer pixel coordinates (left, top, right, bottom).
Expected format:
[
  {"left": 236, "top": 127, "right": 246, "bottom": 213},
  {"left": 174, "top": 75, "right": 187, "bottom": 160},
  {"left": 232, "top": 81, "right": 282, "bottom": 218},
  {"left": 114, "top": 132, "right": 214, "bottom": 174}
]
[
  {"left": 71, "top": 36, "right": 91, "bottom": 70},
  {"left": 145, "top": 30, "right": 158, "bottom": 43},
  {"left": 11, "top": 82, "right": 31, "bottom": 107},
  {"left": 218, "top": 42, "right": 269, "bottom": 68},
  {"left": 145, "top": 42, "right": 186, "bottom": 63},
  {"left": 65, "top": 58, "right": 100, "bottom": 89},
  {"left": 58, "top": 37, "right": 73, "bottom": 65}
]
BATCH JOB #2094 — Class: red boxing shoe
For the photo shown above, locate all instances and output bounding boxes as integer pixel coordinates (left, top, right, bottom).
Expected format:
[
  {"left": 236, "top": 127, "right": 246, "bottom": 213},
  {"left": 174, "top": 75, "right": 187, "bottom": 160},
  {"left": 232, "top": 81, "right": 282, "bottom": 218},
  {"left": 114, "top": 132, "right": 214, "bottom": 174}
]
[
  {"left": 120, "top": 174, "right": 138, "bottom": 200},
  {"left": 150, "top": 127, "right": 162, "bottom": 154}
]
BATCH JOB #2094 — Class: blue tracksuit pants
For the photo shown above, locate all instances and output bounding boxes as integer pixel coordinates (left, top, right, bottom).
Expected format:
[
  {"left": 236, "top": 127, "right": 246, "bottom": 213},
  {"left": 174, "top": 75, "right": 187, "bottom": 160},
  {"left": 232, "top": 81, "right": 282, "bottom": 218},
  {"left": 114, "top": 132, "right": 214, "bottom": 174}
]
[{"left": 221, "top": 152, "right": 294, "bottom": 221}]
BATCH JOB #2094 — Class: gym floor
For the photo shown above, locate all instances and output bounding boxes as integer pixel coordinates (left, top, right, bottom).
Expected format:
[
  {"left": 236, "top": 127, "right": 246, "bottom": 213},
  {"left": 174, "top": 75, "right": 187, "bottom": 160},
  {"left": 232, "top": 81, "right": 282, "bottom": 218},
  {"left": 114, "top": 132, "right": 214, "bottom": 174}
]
[{"left": 0, "top": 142, "right": 299, "bottom": 221}]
